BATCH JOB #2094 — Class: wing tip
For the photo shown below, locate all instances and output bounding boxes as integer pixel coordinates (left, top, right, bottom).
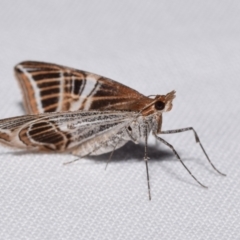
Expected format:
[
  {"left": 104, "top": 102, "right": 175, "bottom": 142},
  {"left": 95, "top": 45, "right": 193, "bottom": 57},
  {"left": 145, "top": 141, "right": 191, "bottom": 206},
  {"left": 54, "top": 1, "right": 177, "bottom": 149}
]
[{"left": 14, "top": 61, "right": 47, "bottom": 72}]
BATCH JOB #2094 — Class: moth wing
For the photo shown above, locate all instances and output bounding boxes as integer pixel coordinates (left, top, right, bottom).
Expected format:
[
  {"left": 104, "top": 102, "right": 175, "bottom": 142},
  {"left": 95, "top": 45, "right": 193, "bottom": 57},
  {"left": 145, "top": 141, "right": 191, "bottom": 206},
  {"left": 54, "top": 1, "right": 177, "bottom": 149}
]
[
  {"left": 15, "top": 61, "right": 152, "bottom": 114},
  {"left": 0, "top": 111, "right": 135, "bottom": 153}
]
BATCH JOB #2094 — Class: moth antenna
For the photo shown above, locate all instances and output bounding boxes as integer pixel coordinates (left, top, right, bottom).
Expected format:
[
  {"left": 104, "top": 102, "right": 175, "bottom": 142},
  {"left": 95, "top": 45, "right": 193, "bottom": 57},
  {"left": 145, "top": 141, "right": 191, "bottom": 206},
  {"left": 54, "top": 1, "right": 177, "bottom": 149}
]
[
  {"left": 160, "top": 128, "right": 226, "bottom": 176},
  {"left": 147, "top": 94, "right": 157, "bottom": 98},
  {"left": 153, "top": 133, "right": 208, "bottom": 188}
]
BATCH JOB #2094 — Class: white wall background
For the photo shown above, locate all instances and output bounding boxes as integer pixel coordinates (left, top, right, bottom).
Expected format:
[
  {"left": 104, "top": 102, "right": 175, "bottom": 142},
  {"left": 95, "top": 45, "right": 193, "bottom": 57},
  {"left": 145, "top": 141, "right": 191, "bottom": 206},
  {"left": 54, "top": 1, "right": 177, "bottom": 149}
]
[{"left": 0, "top": 1, "right": 239, "bottom": 239}]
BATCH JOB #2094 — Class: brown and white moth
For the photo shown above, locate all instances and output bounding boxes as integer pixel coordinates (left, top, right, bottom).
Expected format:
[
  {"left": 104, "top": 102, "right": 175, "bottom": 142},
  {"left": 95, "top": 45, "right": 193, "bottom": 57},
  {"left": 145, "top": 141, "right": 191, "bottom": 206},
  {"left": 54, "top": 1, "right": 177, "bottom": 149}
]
[{"left": 0, "top": 61, "right": 225, "bottom": 200}]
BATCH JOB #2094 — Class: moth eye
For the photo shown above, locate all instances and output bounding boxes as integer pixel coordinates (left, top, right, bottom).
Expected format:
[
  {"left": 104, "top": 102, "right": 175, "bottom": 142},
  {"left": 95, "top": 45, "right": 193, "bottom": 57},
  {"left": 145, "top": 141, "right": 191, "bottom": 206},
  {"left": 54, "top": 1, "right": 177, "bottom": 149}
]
[
  {"left": 155, "top": 101, "right": 165, "bottom": 110},
  {"left": 128, "top": 126, "right": 132, "bottom": 131}
]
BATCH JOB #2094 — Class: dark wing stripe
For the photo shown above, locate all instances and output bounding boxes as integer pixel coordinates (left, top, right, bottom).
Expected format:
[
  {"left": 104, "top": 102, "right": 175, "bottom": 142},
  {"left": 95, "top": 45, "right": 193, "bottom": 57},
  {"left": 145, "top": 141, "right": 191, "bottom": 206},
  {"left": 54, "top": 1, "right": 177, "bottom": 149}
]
[
  {"left": 22, "top": 61, "right": 60, "bottom": 72},
  {"left": 29, "top": 126, "right": 53, "bottom": 136},
  {"left": 37, "top": 80, "right": 60, "bottom": 88},
  {"left": 73, "top": 79, "right": 83, "bottom": 95},
  {"left": 78, "top": 79, "right": 86, "bottom": 96},
  {"left": 42, "top": 97, "right": 59, "bottom": 110},
  {"left": 43, "top": 99, "right": 73, "bottom": 112},
  {"left": 32, "top": 131, "right": 63, "bottom": 142},
  {"left": 31, "top": 68, "right": 59, "bottom": 76},
  {"left": 31, "top": 131, "right": 64, "bottom": 148},
  {"left": 32, "top": 73, "right": 61, "bottom": 81},
  {"left": 31, "top": 121, "right": 48, "bottom": 128},
  {"left": 40, "top": 88, "right": 60, "bottom": 97}
]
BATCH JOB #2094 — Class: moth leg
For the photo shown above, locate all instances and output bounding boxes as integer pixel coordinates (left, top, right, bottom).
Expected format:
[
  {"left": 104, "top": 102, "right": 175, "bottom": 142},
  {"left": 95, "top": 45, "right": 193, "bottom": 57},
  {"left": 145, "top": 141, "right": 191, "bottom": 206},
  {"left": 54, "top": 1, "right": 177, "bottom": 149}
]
[
  {"left": 160, "top": 128, "right": 226, "bottom": 176},
  {"left": 64, "top": 143, "right": 109, "bottom": 165},
  {"left": 64, "top": 146, "right": 103, "bottom": 165},
  {"left": 105, "top": 140, "right": 119, "bottom": 170},
  {"left": 63, "top": 147, "right": 102, "bottom": 165},
  {"left": 63, "top": 156, "right": 84, "bottom": 165},
  {"left": 126, "top": 123, "right": 151, "bottom": 200},
  {"left": 143, "top": 125, "right": 151, "bottom": 201},
  {"left": 153, "top": 133, "right": 208, "bottom": 189}
]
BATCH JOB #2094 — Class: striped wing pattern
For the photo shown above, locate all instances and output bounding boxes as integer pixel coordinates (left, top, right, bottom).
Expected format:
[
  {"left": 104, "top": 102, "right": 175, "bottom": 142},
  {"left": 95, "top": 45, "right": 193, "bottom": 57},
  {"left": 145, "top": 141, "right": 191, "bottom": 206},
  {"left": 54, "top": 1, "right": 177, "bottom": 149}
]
[
  {"left": 0, "top": 111, "right": 135, "bottom": 154},
  {"left": 15, "top": 61, "right": 153, "bottom": 114}
]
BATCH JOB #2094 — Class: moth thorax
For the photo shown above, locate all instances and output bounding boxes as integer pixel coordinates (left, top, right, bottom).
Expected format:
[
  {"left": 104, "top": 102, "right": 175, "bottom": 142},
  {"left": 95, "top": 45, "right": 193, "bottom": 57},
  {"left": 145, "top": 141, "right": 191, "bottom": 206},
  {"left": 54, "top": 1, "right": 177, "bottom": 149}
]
[{"left": 127, "top": 120, "right": 141, "bottom": 143}]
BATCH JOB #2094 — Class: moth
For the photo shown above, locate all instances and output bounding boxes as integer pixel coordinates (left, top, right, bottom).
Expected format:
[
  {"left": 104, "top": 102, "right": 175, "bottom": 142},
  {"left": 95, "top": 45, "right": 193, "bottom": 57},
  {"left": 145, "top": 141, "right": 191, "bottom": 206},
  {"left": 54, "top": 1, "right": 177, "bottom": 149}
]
[{"left": 0, "top": 61, "right": 225, "bottom": 200}]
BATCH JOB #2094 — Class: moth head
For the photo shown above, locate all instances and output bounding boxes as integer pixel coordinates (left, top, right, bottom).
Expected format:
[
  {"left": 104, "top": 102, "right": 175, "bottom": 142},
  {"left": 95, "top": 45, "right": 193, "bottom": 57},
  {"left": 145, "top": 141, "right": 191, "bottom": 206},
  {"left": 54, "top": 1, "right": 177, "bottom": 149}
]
[
  {"left": 141, "top": 90, "right": 175, "bottom": 116},
  {"left": 154, "top": 90, "right": 176, "bottom": 112}
]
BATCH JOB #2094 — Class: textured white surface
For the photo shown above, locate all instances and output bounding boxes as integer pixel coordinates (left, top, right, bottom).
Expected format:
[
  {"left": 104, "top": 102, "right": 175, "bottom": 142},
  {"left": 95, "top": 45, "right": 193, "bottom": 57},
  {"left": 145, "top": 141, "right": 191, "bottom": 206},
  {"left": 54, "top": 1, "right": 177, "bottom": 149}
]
[{"left": 0, "top": 1, "right": 240, "bottom": 239}]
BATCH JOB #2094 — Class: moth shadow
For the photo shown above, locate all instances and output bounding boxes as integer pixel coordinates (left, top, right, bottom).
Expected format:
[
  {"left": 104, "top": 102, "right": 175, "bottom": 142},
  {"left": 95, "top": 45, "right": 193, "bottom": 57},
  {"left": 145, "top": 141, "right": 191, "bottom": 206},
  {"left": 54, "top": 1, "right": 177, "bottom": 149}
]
[
  {"left": 89, "top": 141, "right": 174, "bottom": 163},
  {"left": 0, "top": 142, "right": 172, "bottom": 161},
  {"left": 89, "top": 142, "right": 220, "bottom": 188},
  {"left": 1, "top": 142, "right": 217, "bottom": 188},
  {"left": 17, "top": 102, "right": 26, "bottom": 115},
  {"left": 0, "top": 150, "right": 66, "bottom": 158},
  {"left": 182, "top": 157, "right": 224, "bottom": 177}
]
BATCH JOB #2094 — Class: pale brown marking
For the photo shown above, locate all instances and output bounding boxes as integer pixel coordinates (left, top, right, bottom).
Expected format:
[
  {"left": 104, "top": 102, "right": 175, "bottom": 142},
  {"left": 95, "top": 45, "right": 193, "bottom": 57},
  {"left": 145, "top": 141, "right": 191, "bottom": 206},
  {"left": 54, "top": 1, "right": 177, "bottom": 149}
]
[{"left": 0, "top": 132, "right": 10, "bottom": 142}]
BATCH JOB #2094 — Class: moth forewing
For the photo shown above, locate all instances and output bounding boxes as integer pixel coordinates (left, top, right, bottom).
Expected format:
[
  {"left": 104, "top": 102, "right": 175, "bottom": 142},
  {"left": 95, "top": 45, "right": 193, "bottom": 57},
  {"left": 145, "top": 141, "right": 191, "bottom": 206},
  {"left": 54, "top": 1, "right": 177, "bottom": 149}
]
[
  {"left": 0, "top": 110, "right": 138, "bottom": 153},
  {"left": 14, "top": 61, "right": 152, "bottom": 114}
]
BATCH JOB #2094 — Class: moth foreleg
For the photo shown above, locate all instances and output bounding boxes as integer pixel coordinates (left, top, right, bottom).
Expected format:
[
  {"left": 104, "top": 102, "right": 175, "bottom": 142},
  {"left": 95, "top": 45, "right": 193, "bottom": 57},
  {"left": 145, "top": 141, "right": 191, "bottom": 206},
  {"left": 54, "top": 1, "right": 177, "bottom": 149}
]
[
  {"left": 160, "top": 128, "right": 226, "bottom": 176},
  {"left": 143, "top": 123, "right": 151, "bottom": 201}
]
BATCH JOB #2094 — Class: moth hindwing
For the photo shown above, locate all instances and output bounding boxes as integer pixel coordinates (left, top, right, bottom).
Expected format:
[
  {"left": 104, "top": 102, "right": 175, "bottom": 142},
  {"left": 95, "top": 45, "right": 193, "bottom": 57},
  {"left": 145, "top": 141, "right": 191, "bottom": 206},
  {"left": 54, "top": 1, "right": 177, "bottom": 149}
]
[{"left": 0, "top": 61, "right": 225, "bottom": 200}]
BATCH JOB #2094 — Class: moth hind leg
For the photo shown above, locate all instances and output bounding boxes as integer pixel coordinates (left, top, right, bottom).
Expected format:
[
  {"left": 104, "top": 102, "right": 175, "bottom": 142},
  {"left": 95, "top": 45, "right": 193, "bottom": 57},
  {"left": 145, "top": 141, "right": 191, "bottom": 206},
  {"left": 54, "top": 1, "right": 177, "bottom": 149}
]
[
  {"left": 153, "top": 132, "right": 208, "bottom": 188},
  {"left": 159, "top": 127, "right": 226, "bottom": 176}
]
